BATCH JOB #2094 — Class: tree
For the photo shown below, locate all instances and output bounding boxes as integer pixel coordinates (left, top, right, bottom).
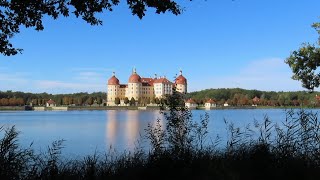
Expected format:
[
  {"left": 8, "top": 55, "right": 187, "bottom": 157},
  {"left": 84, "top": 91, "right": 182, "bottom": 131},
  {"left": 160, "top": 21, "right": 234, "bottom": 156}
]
[
  {"left": 63, "top": 96, "right": 69, "bottom": 105},
  {"left": 1, "top": 0, "right": 183, "bottom": 56},
  {"left": 55, "top": 97, "right": 62, "bottom": 105},
  {"left": 286, "top": 43, "right": 320, "bottom": 92},
  {"left": 155, "top": 97, "right": 160, "bottom": 105},
  {"left": 286, "top": 22, "right": 320, "bottom": 92},
  {"left": 41, "top": 99, "right": 46, "bottom": 105},
  {"left": 16, "top": 98, "right": 25, "bottom": 106},
  {"left": 9, "top": 98, "right": 17, "bottom": 106},
  {"left": 37, "top": 99, "right": 42, "bottom": 105},
  {"left": 146, "top": 97, "right": 151, "bottom": 105},
  {"left": 114, "top": 97, "right": 120, "bottom": 106},
  {"left": 0, "top": 98, "right": 9, "bottom": 106},
  {"left": 32, "top": 99, "right": 38, "bottom": 105},
  {"left": 150, "top": 97, "right": 155, "bottom": 104},
  {"left": 97, "top": 97, "right": 103, "bottom": 106},
  {"left": 86, "top": 97, "right": 94, "bottom": 106},
  {"left": 124, "top": 97, "right": 129, "bottom": 105},
  {"left": 138, "top": 97, "right": 143, "bottom": 106},
  {"left": 77, "top": 97, "right": 83, "bottom": 106},
  {"left": 130, "top": 97, "right": 136, "bottom": 106}
]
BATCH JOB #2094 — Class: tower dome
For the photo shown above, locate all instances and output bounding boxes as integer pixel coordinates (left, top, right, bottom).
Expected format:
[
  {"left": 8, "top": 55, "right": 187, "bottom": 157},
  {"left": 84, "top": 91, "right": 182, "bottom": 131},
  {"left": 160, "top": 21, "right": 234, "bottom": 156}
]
[
  {"left": 108, "top": 72, "right": 120, "bottom": 85},
  {"left": 175, "top": 70, "right": 187, "bottom": 85},
  {"left": 128, "top": 68, "right": 141, "bottom": 83}
]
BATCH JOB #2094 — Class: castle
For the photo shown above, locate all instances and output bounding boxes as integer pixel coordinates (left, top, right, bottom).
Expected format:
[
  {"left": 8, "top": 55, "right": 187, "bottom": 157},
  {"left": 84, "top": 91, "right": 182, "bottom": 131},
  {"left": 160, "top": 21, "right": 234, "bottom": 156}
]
[{"left": 107, "top": 69, "right": 187, "bottom": 106}]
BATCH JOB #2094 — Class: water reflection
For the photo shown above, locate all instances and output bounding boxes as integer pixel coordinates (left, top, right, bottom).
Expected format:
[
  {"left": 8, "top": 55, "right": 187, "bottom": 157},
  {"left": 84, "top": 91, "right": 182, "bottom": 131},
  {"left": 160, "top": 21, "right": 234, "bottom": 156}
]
[
  {"left": 105, "top": 110, "right": 164, "bottom": 152},
  {"left": 105, "top": 110, "right": 118, "bottom": 149},
  {"left": 125, "top": 111, "right": 139, "bottom": 149},
  {"left": 105, "top": 110, "right": 144, "bottom": 151}
]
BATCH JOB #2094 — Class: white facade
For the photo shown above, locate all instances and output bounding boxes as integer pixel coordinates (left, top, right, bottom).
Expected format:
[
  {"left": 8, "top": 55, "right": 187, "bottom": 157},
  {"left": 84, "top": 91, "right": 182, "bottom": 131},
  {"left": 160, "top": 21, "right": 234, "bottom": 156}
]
[
  {"left": 205, "top": 102, "right": 216, "bottom": 109},
  {"left": 46, "top": 99, "right": 56, "bottom": 107},
  {"left": 185, "top": 102, "right": 197, "bottom": 109},
  {"left": 154, "top": 82, "right": 173, "bottom": 98}
]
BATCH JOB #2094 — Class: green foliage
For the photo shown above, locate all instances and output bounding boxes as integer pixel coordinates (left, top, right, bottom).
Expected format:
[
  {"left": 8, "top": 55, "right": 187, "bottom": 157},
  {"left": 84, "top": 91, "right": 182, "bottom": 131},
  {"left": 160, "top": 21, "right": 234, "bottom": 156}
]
[
  {"left": 124, "top": 97, "right": 129, "bottom": 105},
  {"left": 96, "top": 97, "right": 103, "bottom": 105},
  {"left": 286, "top": 20, "right": 320, "bottom": 92},
  {"left": 150, "top": 97, "right": 155, "bottom": 104},
  {"left": 0, "top": 90, "right": 106, "bottom": 106},
  {"left": 154, "top": 97, "right": 160, "bottom": 104},
  {"left": 86, "top": 97, "right": 94, "bottom": 106},
  {"left": 0, "top": 126, "right": 34, "bottom": 179},
  {"left": 187, "top": 88, "right": 317, "bottom": 107},
  {"left": 286, "top": 43, "right": 320, "bottom": 91},
  {"left": 146, "top": 88, "right": 209, "bottom": 156},
  {"left": 114, "top": 97, "right": 120, "bottom": 105},
  {"left": 130, "top": 97, "right": 136, "bottom": 106},
  {"left": 1, "top": 0, "right": 183, "bottom": 56}
]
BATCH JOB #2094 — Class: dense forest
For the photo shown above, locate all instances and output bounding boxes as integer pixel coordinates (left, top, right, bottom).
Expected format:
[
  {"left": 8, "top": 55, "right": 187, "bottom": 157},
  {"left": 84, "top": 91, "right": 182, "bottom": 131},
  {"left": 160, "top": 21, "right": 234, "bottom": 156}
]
[
  {"left": 1, "top": 88, "right": 320, "bottom": 107},
  {"left": 0, "top": 91, "right": 106, "bottom": 106},
  {"left": 187, "top": 88, "right": 320, "bottom": 107}
]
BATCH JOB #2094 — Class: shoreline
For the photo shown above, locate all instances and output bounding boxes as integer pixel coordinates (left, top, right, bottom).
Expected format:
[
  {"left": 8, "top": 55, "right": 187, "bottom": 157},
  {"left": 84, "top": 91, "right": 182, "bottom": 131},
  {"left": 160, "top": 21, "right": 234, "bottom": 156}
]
[{"left": 0, "top": 105, "right": 319, "bottom": 111}]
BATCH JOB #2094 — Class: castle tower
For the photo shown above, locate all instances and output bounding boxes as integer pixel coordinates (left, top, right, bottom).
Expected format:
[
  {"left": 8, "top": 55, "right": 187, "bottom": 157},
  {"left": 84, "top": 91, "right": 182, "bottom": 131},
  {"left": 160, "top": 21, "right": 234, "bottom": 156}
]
[
  {"left": 175, "top": 70, "right": 187, "bottom": 94},
  {"left": 127, "top": 68, "right": 142, "bottom": 102},
  {"left": 107, "top": 72, "right": 120, "bottom": 105}
]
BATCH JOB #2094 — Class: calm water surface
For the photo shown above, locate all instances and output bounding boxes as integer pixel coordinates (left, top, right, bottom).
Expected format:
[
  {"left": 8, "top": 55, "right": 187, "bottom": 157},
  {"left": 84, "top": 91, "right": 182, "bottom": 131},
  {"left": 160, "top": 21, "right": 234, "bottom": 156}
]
[{"left": 0, "top": 109, "right": 316, "bottom": 156}]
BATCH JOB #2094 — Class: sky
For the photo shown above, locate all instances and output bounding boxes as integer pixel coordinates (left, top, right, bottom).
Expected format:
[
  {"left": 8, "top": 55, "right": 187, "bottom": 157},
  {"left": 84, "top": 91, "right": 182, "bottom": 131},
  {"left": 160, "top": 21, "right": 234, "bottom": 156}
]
[{"left": 1, "top": 0, "right": 320, "bottom": 94}]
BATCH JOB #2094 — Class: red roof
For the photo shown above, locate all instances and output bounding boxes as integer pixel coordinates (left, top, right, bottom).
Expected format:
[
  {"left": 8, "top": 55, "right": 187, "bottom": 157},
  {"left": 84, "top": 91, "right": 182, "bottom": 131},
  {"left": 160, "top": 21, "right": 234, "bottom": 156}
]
[
  {"left": 154, "top": 77, "right": 172, "bottom": 84},
  {"left": 206, "top": 99, "right": 216, "bottom": 104},
  {"left": 108, "top": 75, "right": 120, "bottom": 85},
  {"left": 186, "top": 98, "right": 196, "bottom": 104},
  {"left": 129, "top": 73, "right": 142, "bottom": 83},
  {"left": 253, "top": 96, "right": 260, "bottom": 102},
  {"left": 141, "top": 78, "right": 155, "bottom": 86},
  {"left": 47, "top": 99, "right": 55, "bottom": 104},
  {"left": 175, "top": 74, "right": 187, "bottom": 85}
]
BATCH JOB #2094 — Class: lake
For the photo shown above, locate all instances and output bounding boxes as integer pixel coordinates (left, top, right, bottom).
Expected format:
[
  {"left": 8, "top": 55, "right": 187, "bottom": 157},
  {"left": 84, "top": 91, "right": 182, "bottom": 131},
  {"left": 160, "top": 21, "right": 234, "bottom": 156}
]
[{"left": 0, "top": 109, "right": 315, "bottom": 157}]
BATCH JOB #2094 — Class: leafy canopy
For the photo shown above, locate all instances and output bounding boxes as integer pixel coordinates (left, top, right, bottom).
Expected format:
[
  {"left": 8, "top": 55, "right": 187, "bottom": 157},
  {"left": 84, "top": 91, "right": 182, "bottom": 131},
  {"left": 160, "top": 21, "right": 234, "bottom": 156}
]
[
  {"left": 286, "top": 22, "right": 320, "bottom": 92},
  {"left": 0, "top": 0, "right": 186, "bottom": 56}
]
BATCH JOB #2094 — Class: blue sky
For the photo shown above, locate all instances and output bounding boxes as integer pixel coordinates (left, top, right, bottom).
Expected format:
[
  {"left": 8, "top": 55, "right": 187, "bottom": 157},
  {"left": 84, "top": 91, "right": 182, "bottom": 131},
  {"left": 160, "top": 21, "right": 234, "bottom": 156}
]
[{"left": 1, "top": 0, "right": 320, "bottom": 94}]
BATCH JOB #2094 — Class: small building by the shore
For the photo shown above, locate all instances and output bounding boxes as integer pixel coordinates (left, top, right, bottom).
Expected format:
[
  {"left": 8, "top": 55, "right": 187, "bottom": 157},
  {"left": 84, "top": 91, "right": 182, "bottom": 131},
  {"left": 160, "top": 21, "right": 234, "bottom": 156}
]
[
  {"left": 185, "top": 98, "right": 197, "bottom": 109},
  {"left": 205, "top": 99, "right": 216, "bottom": 109},
  {"left": 252, "top": 96, "right": 260, "bottom": 106},
  {"left": 223, "top": 101, "right": 229, "bottom": 107},
  {"left": 46, "top": 99, "right": 56, "bottom": 107}
]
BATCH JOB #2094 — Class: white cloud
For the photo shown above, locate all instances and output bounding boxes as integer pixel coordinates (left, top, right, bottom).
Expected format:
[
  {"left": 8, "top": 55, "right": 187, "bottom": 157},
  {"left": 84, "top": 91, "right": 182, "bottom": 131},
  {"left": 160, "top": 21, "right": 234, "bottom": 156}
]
[
  {"left": 189, "top": 58, "right": 306, "bottom": 92},
  {"left": 34, "top": 80, "right": 105, "bottom": 93},
  {"left": 0, "top": 69, "right": 31, "bottom": 91},
  {"left": 74, "top": 71, "right": 105, "bottom": 81},
  {"left": 0, "top": 67, "right": 107, "bottom": 94}
]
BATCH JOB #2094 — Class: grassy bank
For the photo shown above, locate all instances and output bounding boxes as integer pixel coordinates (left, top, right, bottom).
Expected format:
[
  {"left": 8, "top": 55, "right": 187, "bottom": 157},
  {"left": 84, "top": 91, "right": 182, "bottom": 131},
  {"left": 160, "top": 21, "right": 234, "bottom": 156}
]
[
  {"left": 0, "top": 106, "right": 25, "bottom": 111},
  {"left": 68, "top": 106, "right": 161, "bottom": 110}
]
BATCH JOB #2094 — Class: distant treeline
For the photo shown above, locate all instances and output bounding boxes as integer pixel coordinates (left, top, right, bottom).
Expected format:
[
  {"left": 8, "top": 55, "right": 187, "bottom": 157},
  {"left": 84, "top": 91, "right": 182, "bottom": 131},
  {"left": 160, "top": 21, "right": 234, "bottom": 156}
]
[
  {"left": 187, "top": 88, "right": 320, "bottom": 107},
  {"left": 1, "top": 88, "right": 320, "bottom": 107},
  {"left": 0, "top": 91, "right": 106, "bottom": 106}
]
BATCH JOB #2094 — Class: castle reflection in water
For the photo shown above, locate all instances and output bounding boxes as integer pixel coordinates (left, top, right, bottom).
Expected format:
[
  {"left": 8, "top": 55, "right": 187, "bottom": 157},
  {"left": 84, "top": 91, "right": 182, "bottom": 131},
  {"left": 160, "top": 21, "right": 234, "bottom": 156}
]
[{"left": 105, "top": 110, "right": 164, "bottom": 151}]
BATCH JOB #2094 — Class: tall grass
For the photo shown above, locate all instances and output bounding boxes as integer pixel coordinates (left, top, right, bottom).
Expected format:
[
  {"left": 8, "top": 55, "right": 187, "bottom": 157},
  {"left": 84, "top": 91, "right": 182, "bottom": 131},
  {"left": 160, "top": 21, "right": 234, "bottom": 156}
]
[{"left": 2, "top": 90, "right": 320, "bottom": 179}]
